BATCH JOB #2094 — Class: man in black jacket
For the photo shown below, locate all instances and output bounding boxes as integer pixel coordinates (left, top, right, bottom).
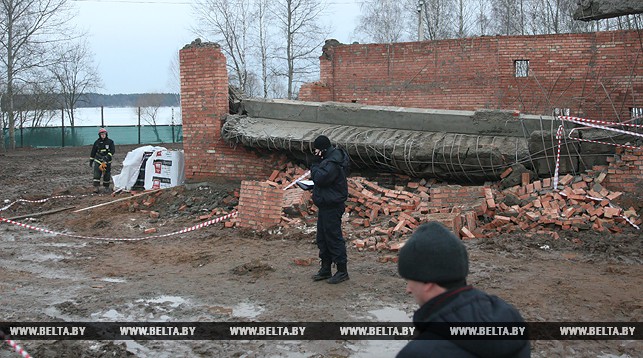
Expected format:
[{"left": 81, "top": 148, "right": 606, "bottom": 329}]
[
  {"left": 89, "top": 128, "right": 115, "bottom": 194},
  {"left": 310, "top": 135, "right": 350, "bottom": 284},
  {"left": 397, "top": 221, "right": 531, "bottom": 357}
]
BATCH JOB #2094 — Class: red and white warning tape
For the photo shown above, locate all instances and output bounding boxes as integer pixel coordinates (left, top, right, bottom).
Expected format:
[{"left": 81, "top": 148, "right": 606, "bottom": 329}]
[
  {"left": 1, "top": 195, "right": 80, "bottom": 212},
  {"left": 0, "top": 169, "right": 311, "bottom": 241},
  {"left": 553, "top": 116, "right": 643, "bottom": 189},
  {"left": 559, "top": 115, "right": 643, "bottom": 129},
  {"left": 553, "top": 125, "right": 565, "bottom": 189},
  {"left": 567, "top": 131, "right": 643, "bottom": 151},
  {"left": 0, "top": 171, "right": 311, "bottom": 357},
  {"left": 552, "top": 116, "right": 641, "bottom": 230},
  {"left": 0, "top": 331, "right": 31, "bottom": 358},
  {"left": 1, "top": 169, "right": 312, "bottom": 241},
  {"left": 283, "top": 170, "right": 311, "bottom": 190},
  {"left": 559, "top": 115, "right": 643, "bottom": 139},
  {"left": 0, "top": 211, "right": 238, "bottom": 242},
  {"left": 558, "top": 192, "right": 640, "bottom": 230}
]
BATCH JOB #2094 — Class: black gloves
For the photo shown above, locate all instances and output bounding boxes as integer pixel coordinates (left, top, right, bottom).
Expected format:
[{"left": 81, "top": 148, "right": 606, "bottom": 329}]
[{"left": 89, "top": 159, "right": 93, "bottom": 167}]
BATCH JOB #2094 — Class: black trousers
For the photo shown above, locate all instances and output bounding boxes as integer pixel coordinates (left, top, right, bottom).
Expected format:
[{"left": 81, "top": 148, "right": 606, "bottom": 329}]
[
  {"left": 316, "top": 204, "right": 347, "bottom": 265},
  {"left": 93, "top": 163, "right": 112, "bottom": 188}
]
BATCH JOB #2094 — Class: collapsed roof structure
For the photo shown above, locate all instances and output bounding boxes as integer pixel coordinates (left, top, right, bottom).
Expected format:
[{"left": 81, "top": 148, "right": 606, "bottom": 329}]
[
  {"left": 222, "top": 96, "right": 632, "bottom": 184},
  {"left": 574, "top": 0, "right": 643, "bottom": 21}
]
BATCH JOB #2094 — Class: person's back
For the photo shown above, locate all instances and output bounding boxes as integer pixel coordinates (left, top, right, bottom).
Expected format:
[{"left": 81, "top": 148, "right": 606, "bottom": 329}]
[
  {"left": 398, "top": 286, "right": 530, "bottom": 357},
  {"left": 397, "top": 221, "right": 530, "bottom": 357}
]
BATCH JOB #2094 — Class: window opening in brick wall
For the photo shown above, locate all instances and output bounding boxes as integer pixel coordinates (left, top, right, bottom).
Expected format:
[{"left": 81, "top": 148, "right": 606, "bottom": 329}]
[
  {"left": 554, "top": 108, "right": 570, "bottom": 116},
  {"left": 630, "top": 107, "right": 643, "bottom": 120},
  {"left": 514, "top": 60, "right": 529, "bottom": 77}
]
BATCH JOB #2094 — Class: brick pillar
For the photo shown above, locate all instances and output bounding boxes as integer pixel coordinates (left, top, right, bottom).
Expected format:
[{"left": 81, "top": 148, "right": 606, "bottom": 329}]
[
  {"left": 180, "top": 42, "right": 227, "bottom": 181},
  {"left": 603, "top": 148, "right": 643, "bottom": 210},
  {"left": 179, "top": 41, "right": 275, "bottom": 182},
  {"left": 237, "top": 181, "right": 285, "bottom": 230}
]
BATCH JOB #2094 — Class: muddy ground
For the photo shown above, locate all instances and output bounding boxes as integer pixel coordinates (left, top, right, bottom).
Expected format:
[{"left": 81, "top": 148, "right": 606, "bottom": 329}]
[{"left": 0, "top": 144, "right": 641, "bottom": 358}]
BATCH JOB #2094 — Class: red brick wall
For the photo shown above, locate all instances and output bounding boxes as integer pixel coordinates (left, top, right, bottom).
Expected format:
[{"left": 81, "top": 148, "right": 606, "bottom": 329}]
[
  {"left": 179, "top": 42, "right": 275, "bottom": 181},
  {"left": 603, "top": 147, "right": 643, "bottom": 210},
  {"left": 237, "top": 181, "right": 285, "bottom": 230},
  {"left": 179, "top": 37, "right": 641, "bottom": 229},
  {"left": 428, "top": 185, "right": 486, "bottom": 209},
  {"left": 300, "top": 30, "right": 642, "bottom": 121}
]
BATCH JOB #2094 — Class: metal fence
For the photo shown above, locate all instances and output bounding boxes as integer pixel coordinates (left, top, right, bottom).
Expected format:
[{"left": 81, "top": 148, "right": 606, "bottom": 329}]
[{"left": 2, "top": 125, "right": 183, "bottom": 148}]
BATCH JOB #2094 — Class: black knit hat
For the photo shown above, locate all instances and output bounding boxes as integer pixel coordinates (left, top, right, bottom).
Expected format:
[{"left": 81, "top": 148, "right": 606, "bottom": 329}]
[
  {"left": 398, "top": 221, "right": 469, "bottom": 284},
  {"left": 313, "top": 135, "right": 331, "bottom": 150}
]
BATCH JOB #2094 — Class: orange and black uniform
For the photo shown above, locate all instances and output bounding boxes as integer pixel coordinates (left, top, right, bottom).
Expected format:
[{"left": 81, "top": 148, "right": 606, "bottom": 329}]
[{"left": 90, "top": 135, "right": 115, "bottom": 189}]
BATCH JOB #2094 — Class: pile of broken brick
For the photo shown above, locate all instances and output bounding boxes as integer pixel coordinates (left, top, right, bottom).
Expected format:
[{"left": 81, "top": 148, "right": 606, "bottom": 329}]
[{"left": 246, "top": 161, "right": 640, "bottom": 256}]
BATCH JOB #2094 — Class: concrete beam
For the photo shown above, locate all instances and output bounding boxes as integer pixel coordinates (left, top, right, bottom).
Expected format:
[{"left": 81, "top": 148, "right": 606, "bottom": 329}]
[
  {"left": 241, "top": 98, "right": 557, "bottom": 138},
  {"left": 573, "top": 0, "right": 643, "bottom": 21}
]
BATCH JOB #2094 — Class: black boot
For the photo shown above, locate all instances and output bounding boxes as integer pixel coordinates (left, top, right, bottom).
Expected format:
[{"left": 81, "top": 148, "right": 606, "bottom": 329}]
[
  {"left": 328, "top": 262, "right": 349, "bottom": 284},
  {"left": 312, "top": 261, "right": 332, "bottom": 281}
]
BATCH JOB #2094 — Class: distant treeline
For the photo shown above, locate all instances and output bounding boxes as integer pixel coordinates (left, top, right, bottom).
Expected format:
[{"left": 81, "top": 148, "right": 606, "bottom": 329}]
[
  {"left": 78, "top": 93, "right": 180, "bottom": 108},
  {"left": 3, "top": 93, "right": 180, "bottom": 111}
]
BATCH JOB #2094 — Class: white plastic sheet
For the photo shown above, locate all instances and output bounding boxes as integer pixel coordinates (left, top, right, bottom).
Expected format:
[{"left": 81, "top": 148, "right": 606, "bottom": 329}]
[{"left": 112, "top": 145, "right": 166, "bottom": 190}]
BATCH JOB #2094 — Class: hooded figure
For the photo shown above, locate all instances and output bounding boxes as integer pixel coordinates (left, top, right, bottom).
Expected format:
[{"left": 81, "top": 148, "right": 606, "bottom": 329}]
[
  {"left": 310, "top": 135, "right": 350, "bottom": 284},
  {"left": 89, "top": 128, "right": 115, "bottom": 193}
]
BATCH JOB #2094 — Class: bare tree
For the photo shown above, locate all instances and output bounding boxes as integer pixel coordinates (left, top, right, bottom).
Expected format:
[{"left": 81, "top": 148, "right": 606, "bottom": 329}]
[
  {"left": 193, "top": 0, "right": 253, "bottom": 94},
  {"left": 421, "top": 0, "right": 456, "bottom": 40},
  {"left": 167, "top": 51, "right": 181, "bottom": 95},
  {"left": 355, "top": 0, "right": 411, "bottom": 43},
  {"left": 0, "top": 81, "right": 5, "bottom": 151},
  {"left": 252, "top": 0, "right": 273, "bottom": 98},
  {"left": 272, "top": 0, "right": 328, "bottom": 99},
  {"left": 135, "top": 93, "right": 166, "bottom": 142},
  {"left": 167, "top": 51, "right": 182, "bottom": 125},
  {"left": 490, "top": 0, "right": 523, "bottom": 35},
  {"left": 476, "top": 0, "right": 492, "bottom": 35},
  {"left": 0, "top": 0, "right": 75, "bottom": 150},
  {"left": 51, "top": 39, "right": 101, "bottom": 127},
  {"left": 13, "top": 82, "right": 59, "bottom": 128},
  {"left": 453, "top": 0, "right": 477, "bottom": 38}
]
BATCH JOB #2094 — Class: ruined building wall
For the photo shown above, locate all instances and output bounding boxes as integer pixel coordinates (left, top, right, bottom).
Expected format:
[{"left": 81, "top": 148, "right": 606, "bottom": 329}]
[
  {"left": 179, "top": 41, "right": 275, "bottom": 181},
  {"left": 179, "top": 35, "right": 641, "bottom": 200},
  {"left": 299, "top": 30, "right": 643, "bottom": 121}
]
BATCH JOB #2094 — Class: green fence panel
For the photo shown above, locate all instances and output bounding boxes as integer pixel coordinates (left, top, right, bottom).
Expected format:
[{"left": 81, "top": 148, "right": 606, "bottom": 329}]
[{"left": 3, "top": 125, "right": 182, "bottom": 148}]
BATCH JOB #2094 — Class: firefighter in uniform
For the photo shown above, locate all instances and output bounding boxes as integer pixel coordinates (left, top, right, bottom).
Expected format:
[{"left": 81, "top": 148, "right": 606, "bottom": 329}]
[{"left": 89, "top": 128, "right": 115, "bottom": 193}]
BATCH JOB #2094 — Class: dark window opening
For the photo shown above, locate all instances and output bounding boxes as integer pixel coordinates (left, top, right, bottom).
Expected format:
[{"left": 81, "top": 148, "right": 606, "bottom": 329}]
[
  {"left": 554, "top": 108, "right": 570, "bottom": 116},
  {"left": 515, "top": 60, "right": 529, "bottom": 77}
]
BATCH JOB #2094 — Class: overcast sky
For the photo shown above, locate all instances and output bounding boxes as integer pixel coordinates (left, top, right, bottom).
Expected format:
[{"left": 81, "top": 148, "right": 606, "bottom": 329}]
[{"left": 72, "top": 0, "right": 361, "bottom": 95}]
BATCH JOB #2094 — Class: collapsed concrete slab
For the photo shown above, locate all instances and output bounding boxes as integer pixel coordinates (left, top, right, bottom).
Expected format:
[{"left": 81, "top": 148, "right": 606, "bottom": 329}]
[
  {"left": 240, "top": 98, "right": 554, "bottom": 137},
  {"left": 224, "top": 99, "right": 626, "bottom": 183},
  {"left": 574, "top": 0, "right": 643, "bottom": 21}
]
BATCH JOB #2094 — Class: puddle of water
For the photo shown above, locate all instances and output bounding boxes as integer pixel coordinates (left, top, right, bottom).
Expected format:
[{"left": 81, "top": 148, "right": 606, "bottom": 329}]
[
  {"left": 44, "top": 306, "right": 79, "bottom": 321},
  {"left": 124, "top": 340, "right": 151, "bottom": 357},
  {"left": 89, "top": 296, "right": 191, "bottom": 321},
  {"left": 348, "top": 340, "right": 408, "bottom": 358},
  {"left": 368, "top": 306, "right": 410, "bottom": 322},
  {"left": 97, "top": 309, "right": 125, "bottom": 320},
  {"left": 273, "top": 343, "right": 307, "bottom": 358},
  {"left": 41, "top": 242, "right": 87, "bottom": 248},
  {"left": 21, "top": 252, "right": 65, "bottom": 262},
  {"left": 347, "top": 306, "right": 412, "bottom": 357},
  {"left": 139, "top": 295, "right": 187, "bottom": 308},
  {"left": 232, "top": 302, "right": 264, "bottom": 319},
  {"left": 0, "top": 258, "right": 83, "bottom": 279},
  {"left": 101, "top": 277, "right": 126, "bottom": 283}
]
